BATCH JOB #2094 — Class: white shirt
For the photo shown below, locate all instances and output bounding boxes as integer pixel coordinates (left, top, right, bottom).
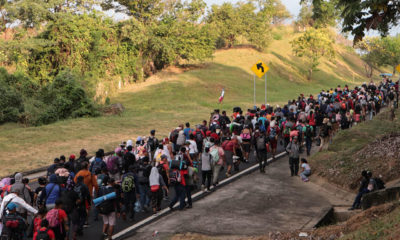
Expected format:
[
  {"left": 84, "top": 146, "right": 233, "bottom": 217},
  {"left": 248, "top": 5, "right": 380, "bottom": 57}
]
[
  {"left": 163, "top": 144, "right": 172, "bottom": 161},
  {"left": 0, "top": 193, "right": 38, "bottom": 220},
  {"left": 188, "top": 140, "right": 198, "bottom": 154},
  {"left": 302, "top": 163, "right": 311, "bottom": 171}
]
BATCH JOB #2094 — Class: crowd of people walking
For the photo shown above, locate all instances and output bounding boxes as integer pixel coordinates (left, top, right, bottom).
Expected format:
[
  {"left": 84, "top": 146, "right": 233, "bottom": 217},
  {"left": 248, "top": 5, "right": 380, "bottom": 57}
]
[{"left": 0, "top": 77, "right": 397, "bottom": 240}]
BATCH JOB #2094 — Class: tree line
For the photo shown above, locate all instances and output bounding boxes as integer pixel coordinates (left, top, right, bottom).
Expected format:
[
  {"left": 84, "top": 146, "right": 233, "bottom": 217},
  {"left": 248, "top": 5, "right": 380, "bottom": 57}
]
[{"left": 0, "top": 0, "right": 290, "bottom": 126}]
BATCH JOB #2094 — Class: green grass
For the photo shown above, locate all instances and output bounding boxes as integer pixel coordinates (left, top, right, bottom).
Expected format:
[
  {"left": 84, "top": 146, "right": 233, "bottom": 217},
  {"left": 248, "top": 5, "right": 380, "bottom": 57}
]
[{"left": 0, "top": 27, "right": 378, "bottom": 176}]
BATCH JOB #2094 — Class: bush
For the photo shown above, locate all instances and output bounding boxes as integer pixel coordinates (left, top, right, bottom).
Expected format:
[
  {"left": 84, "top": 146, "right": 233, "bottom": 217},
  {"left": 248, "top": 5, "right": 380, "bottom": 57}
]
[
  {"left": 0, "top": 76, "right": 24, "bottom": 124},
  {"left": 35, "top": 70, "right": 100, "bottom": 125},
  {"left": 0, "top": 68, "right": 100, "bottom": 126},
  {"left": 273, "top": 32, "right": 283, "bottom": 40}
]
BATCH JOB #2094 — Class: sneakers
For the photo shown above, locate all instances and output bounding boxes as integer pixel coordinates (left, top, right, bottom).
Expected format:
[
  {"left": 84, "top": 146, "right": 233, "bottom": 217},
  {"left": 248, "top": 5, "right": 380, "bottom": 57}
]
[
  {"left": 303, "top": 178, "right": 309, "bottom": 182},
  {"left": 226, "top": 172, "right": 231, "bottom": 177}
]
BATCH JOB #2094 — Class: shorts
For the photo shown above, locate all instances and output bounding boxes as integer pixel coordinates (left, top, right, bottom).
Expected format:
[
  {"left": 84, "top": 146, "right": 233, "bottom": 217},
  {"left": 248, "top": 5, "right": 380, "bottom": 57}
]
[
  {"left": 225, "top": 150, "right": 233, "bottom": 166},
  {"left": 102, "top": 212, "right": 116, "bottom": 226},
  {"left": 242, "top": 143, "right": 251, "bottom": 153}
]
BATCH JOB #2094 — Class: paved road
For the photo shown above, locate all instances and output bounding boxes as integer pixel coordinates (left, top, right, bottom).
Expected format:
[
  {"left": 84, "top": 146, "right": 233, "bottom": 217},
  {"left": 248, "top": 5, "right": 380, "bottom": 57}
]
[
  {"left": 127, "top": 157, "right": 333, "bottom": 240},
  {"left": 25, "top": 143, "right": 286, "bottom": 239}
]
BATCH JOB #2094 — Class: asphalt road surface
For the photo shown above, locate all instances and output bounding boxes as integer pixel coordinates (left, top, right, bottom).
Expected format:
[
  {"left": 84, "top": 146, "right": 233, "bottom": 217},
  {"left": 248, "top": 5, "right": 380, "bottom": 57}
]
[{"left": 28, "top": 143, "right": 288, "bottom": 239}]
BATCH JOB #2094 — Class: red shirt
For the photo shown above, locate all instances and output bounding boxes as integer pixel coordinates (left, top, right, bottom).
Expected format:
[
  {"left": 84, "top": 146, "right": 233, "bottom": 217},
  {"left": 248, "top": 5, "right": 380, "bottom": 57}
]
[
  {"left": 33, "top": 227, "right": 55, "bottom": 240},
  {"left": 33, "top": 217, "right": 42, "bottom": 233},
  {"left": 210, "top": 133, "right": 219, "bottom": 142},
  {"left": 57, "top": 209, "right": 67, "bottom": 223}
]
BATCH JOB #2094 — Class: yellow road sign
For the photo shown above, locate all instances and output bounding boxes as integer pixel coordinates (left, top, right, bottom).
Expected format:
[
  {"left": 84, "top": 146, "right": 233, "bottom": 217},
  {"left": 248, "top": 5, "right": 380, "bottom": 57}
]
[
  {"left": 251, "top": 60, "right": 269, "bottom": 78},
  {"left": 396, "top": 64, "right": 400, "bottom": 73}
]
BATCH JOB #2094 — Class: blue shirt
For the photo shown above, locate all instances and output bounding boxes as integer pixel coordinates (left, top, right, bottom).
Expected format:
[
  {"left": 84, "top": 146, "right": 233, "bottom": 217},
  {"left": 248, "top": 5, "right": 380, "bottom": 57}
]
[{"left": 184, "top": 128, "right": 193, "bottom": 140}]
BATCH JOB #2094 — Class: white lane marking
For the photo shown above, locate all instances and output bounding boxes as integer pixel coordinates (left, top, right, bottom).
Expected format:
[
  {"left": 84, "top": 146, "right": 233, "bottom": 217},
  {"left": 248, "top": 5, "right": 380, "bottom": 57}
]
[{"left": 112, "top": 151, "right": 287, "bottom": 239}]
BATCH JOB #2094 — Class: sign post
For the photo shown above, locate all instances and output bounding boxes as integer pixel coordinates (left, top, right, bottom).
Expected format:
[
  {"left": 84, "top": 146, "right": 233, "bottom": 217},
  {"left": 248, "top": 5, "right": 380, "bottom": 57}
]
[
  {"left": 251, "top": 60, "right": 269, "bottom": 106},
  {"left": 265, "top": 73, "right": 267, "bottom": 105},
  {"left": 254, "top": 74, "right": 256, "bottom": 106}
]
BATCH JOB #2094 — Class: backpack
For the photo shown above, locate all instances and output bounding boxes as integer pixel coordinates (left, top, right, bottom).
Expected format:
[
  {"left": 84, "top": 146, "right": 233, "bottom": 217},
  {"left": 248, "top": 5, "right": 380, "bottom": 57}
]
[
  {"left": 121, "top": 175, "right": 135, "bottom": 193},
  {"left": 73, "top": 184, "right": 84, "bottom": 203},
  {"left": 157, "top": 164, "right": 168, "bottom": 180},
  {"left": 269, "top": 127, "right": 277, "bottom": 140},
  {"left": 169, "top": 169, "right": 181, "bottom": 184},
  {"left": 258, "top": 120, "right": 266, "bottom": 132},
  {"left": 240, "top": 133, "right": 251, "bottom": 140},
  {"left": 137, "top": 165, "right": 150, "bottom": 184},
  {"left": 97, "top": 187, "right": 115, "bottom": 215},
  {"left": 106, "top": 156, "right": 119, "bottom": 174},
  {"left": 283, "top": 126, "right": 291, "bottom": 136},
  {"left": 195, "top": 131, "right": 203, "bottom": 144},
  {"left": 210, "top": 147, "right": 220, "bottom": 165},
  {"left": 305, "top": 126, "right": 313, "bottom": 138},
  {"left": 147, "top": 137, "right": 157, "bottom": 152},
  {"left": 170, "top": 130, "right": 179, "bottom": 144},
  {"left": 389, "top": 91, "right": 395, "bottom": 100},
  {"left": 374, "top": 178, "right": 385, "bottom": 190},
  {"left": 46, "top": 209, "right": 60, "bottom": 228},
  {"left": 367, "top": 103, "right": 372, "bottom": 111},
  {"left": 169, "top": 158, "right": 187, "bottom": 170},
  {"left": 256, "top": 135, "right": 266, "bottom": 150},
  {"left": 91, "top": 160, "right": 104, "bottom": 174},
  {"left": 36, "top": 229, "right": 50, "bottom": 240}
]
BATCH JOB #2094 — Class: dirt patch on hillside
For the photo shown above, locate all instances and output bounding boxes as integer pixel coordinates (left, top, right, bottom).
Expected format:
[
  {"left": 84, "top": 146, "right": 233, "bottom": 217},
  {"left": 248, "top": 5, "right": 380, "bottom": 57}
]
[
  {"left": 313, "top": 133, "right": 400, "bottom": 190},
  {"left": 171, "top": 203, "right": 399, "bottom": 240}
]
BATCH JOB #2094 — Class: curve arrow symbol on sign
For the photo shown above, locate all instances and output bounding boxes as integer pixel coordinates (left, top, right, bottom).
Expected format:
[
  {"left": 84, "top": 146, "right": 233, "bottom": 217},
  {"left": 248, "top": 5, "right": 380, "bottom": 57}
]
[{"left": 257, "top": 63, "right": 264, "bottom": 73}]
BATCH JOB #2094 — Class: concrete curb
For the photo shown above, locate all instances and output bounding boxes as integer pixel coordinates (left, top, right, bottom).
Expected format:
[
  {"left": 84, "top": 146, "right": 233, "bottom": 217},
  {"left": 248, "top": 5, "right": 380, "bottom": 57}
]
[{"left": 112, "top": 151, "right": 287, "bottom": 240}]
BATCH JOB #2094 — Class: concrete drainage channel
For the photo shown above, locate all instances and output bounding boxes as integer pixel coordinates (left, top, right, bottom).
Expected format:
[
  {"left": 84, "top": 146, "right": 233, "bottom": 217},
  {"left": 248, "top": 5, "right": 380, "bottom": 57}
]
[{"left": 313, "top": 206, "right": 360, "bottom": 229}]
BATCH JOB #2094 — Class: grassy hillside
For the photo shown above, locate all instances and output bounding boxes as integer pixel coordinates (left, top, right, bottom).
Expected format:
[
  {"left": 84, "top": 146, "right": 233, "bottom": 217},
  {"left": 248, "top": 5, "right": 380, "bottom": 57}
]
[
  {"left": 310, "top": 108, "right": 400, "bottom": 191},
  {"left": 0, "top": 27, "right": 375, "bottom": 176}
]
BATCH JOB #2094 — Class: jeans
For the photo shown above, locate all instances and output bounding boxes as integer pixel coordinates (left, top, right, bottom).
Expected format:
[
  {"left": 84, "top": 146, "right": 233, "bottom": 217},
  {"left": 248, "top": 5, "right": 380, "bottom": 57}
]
[
  {"left": 123, "top": 190, "right": 136, "bottom": 217},
  {"left": 289, "top": 157, "right": 299, "bottom": 176},
  {"left": 138, "top": 183, "right": 150, "bottom": 209},
  {"left": 352, "top": 188, "right": 370, "bottom": 208},
  {"left": 305, "top": 138, "right": 312, "bottom": 156},
  {"left": 169, "top": 184, "right": 186, "bottom": 210},
  {"left": 185, "top": 185, "right": 193, "bottom": 207},
  {"left": 212, "top": 164, "right": 222, "bottom": 184},
  {"left": 257, "top": 150, "right": 268, "bottom": 171},
  {"left": 202, "top": 170, "right": 212, "bottom": 190},
  {"left": 300, "top": 170, "right": 311, "bottom": 180}
]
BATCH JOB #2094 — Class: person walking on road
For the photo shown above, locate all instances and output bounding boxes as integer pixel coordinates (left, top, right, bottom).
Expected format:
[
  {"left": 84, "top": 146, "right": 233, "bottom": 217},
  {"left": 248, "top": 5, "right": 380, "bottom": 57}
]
[
  {"left": 286, "top": 136, "right": 300, "bottom": 176},
  {"left": 149, "top": 166, "right": 168, "bottom": 215},
  {"left": 303, "top": 122, "right": 314, "bottom": 156},
  {"left": 209, "top": 138, "right": 225, "bottom": 187},
  {"left": 97, "top": 177, "right": 120, "bottom": 240},
  {"left": 254, "top": 130, "right": 269, "bottom": 173},
  {"left": 201, "top": 147, "right": 212, "bottom": 192}
]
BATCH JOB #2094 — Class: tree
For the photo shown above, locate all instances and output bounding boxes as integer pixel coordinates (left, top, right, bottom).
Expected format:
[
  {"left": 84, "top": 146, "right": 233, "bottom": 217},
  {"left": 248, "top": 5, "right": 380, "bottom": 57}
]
[
  {"left": 207, "top": 3, "right": 241, "bottom": 48},
  {"left": 295, "top": 2, "right": 314, "bottom": 30},
  {"left": 291, "top": 28, "right": 335, "bottom": 80},
  {"left": 252, "top": 0, "right": 291, "bottom": 25},
  {"left": 101, "top": 0, "right": 164, "bottom": 24},
  {"left": 308, "top": 0, "right": 400, "bottom": 44},
  {"left": 355, "top": 37, "right": 386, "bottom": 78},
  {"left": 380, "top": 36, "right": 400, "bottom": 75}
]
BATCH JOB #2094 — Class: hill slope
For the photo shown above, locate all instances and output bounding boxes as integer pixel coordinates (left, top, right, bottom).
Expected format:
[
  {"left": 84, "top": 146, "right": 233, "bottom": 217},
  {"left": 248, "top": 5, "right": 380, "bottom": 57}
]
[{"left": 0, "top": 27, "right": 374, "bottom": 175}]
